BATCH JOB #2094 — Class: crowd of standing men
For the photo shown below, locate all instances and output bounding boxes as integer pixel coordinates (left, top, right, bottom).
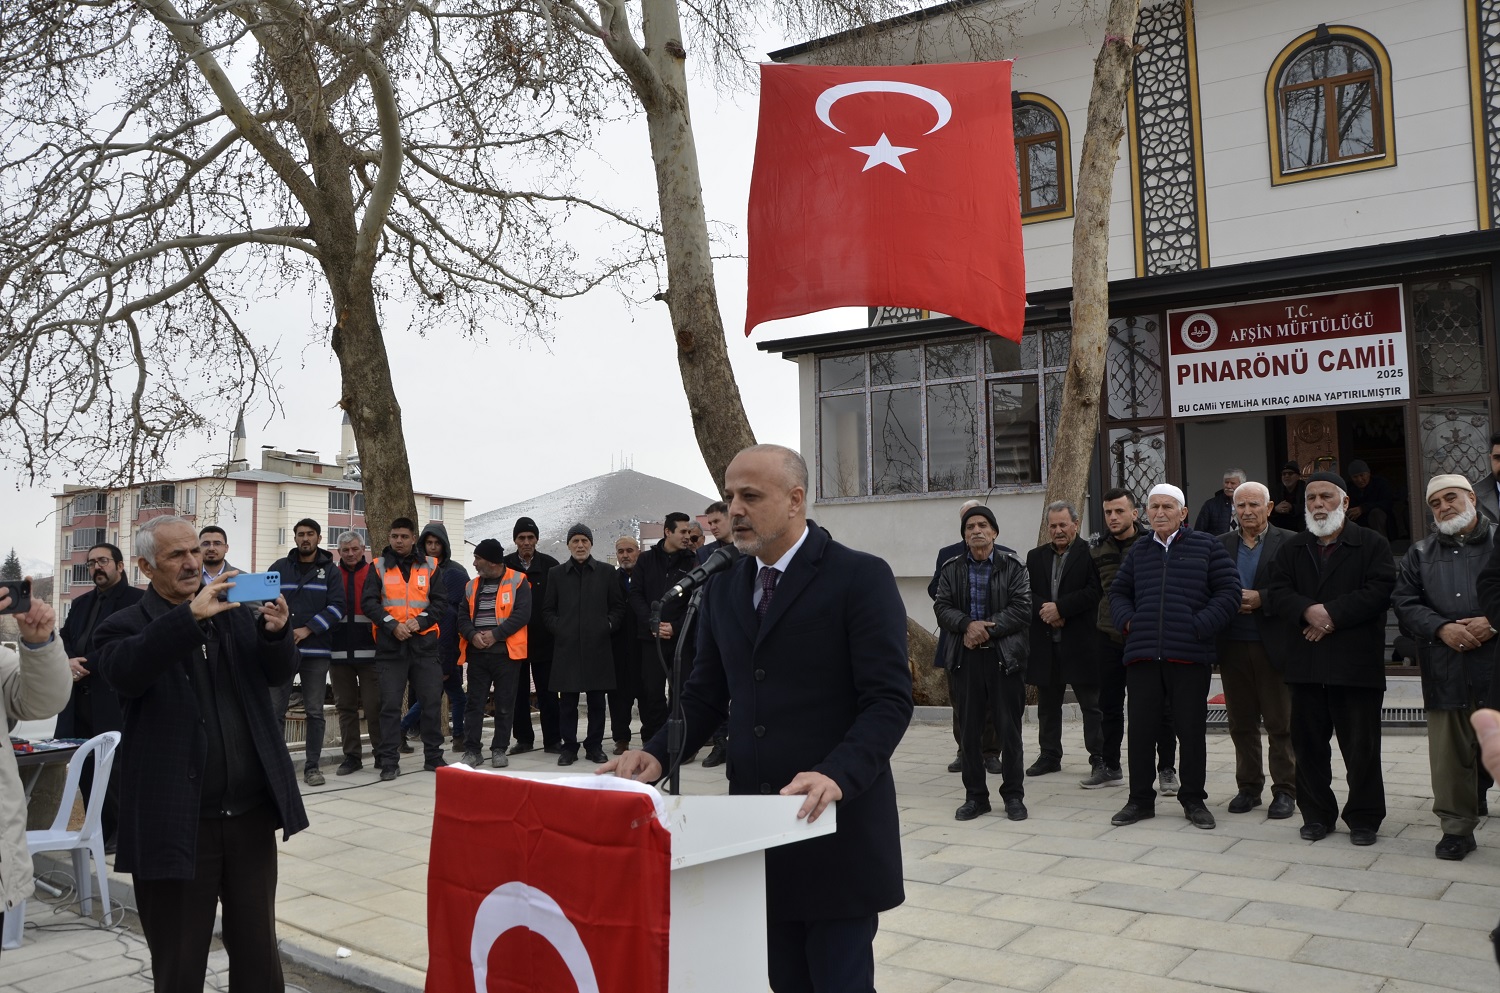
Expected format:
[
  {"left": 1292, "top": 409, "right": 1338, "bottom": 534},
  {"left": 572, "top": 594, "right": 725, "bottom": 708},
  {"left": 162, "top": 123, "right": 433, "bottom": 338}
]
[{"left": 932, "top": 452, "right": 1500, "bottom": 866}]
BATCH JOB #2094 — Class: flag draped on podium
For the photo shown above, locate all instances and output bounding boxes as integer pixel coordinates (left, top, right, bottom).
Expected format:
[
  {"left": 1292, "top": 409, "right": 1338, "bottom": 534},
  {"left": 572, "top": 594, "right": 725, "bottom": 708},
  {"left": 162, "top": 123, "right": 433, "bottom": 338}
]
[
  {"left": 426, "top": 769, "right": 672, "bottom": 993},
  {"left": 744, "top": 61, "right": 1026, "bottom": 341}
]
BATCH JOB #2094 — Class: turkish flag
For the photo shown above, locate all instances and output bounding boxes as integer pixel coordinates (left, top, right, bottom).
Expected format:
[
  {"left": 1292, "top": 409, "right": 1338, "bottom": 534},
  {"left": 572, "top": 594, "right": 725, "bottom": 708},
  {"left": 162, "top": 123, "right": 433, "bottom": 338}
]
[
  {"left": 426, "top": 769, "right": 672, "bottom": 993},
  {"left": 745, "top": 61, "right": 1025, "bottom": 340}
]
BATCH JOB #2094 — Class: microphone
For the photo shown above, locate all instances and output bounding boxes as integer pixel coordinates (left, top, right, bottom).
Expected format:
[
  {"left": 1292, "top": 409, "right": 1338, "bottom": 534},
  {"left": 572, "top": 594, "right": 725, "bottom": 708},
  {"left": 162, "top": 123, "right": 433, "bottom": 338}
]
[{"left": 663, "top": 544, "right": 741, "bottom": 602}]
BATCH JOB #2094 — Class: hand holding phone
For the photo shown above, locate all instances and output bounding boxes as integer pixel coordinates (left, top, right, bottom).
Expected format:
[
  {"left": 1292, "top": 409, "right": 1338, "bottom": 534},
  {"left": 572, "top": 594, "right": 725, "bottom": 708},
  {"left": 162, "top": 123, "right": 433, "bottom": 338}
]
[
  {"left": 227, "top": 571, "right": 282, "bottom": 603},
  {"left": 0, "top": 579, "right": 33, "bottom": 616}
]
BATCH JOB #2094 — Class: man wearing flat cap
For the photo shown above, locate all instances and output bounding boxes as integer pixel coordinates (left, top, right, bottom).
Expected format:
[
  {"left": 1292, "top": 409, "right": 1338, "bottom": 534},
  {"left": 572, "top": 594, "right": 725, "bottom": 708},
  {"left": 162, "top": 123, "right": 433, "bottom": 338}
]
[
  {"left": 541, "top": 523, "right": 626, "bottom": 765},
  {"left": 1109, "top": 483, "right": 1241, "bottom": 830},
  {"left": 1397, "top": 475, "right": 1498, "bottom": 860},
  {"left": 1267, "top": 471, "right": 1396, "bottom": 845}
]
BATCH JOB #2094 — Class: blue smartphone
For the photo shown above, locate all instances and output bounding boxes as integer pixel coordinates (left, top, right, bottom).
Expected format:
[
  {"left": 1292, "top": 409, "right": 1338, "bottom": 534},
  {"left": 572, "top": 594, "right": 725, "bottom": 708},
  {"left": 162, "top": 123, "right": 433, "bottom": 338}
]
[{"left": 226, "top": 571, "right": 281, "bottom": 603}]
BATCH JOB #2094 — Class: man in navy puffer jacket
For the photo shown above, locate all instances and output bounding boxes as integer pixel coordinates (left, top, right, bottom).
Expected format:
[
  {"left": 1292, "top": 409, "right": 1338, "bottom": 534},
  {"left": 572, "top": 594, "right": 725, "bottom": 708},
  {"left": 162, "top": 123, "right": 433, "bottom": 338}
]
[{"left": 1110, "top": 483, "right": 1241, "bottom": 830}]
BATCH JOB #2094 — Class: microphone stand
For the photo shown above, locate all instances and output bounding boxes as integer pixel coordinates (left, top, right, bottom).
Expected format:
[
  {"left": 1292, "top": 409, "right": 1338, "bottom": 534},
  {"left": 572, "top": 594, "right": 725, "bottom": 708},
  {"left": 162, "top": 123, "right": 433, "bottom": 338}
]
[{"left": 663, "top": 584, "right": 705, "bottom": 797}]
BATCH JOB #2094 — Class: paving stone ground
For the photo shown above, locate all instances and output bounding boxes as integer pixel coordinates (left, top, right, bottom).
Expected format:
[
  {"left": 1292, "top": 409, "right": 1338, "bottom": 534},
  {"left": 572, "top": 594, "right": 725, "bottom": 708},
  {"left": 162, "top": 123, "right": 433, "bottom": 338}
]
[{"left": 6, "top": 714, "right": 1498, "bottom": 993}]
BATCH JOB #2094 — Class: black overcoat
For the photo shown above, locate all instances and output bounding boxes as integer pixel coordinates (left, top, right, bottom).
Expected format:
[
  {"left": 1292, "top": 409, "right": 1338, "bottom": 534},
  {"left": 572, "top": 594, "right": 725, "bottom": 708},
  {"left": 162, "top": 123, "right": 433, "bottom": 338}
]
[
  {"left": 1216, "top": 525, "right": 1295, "bottom": 668},
  {"left": 1024, "top": 541, "right": 1102, "bottom": 686},
  {"left": 542, "top": 556, "right": 626, "bottom": 693},
  {"left": 56, "top": 580, "right": 143, "bottom": 737},
  {"left": 643, "top": 523, "right": 913, "bottom": 922},
  {"left": 93, "top": 588, "right": 308, "bottom": 880},
  {"left": 1265, "top": 525, "right": 1396, "bottom": 688}
]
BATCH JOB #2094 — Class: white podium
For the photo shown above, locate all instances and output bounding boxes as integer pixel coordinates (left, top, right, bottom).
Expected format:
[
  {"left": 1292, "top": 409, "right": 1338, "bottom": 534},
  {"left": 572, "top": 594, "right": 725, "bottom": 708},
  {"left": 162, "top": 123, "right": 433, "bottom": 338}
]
[
  {"left": 664, "top": 792, "right": 835, "bottom": 993},
  {"left": 490, "top": 772, "right": 834, "bottom": 993}
]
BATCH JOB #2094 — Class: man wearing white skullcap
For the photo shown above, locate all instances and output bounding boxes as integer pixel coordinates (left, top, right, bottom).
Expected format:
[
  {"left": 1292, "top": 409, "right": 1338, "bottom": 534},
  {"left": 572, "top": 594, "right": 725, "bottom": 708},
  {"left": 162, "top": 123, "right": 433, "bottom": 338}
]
[
  {"left": 1393, "top": 474, "right": 1497, "bottom": 860},
  {"left": 1108, "top": 483, "right": 1241, "bottom": 830}
]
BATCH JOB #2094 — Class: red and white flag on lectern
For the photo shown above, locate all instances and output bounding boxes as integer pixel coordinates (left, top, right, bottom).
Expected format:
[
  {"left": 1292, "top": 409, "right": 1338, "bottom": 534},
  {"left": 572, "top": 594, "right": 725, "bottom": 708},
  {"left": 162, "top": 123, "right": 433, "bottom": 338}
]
[
  {"left": 745, "top": 61, "right": 1026, "bottom": 340},
  {"left": 426, "top": 769, "right": 672, "bottom": 993}
]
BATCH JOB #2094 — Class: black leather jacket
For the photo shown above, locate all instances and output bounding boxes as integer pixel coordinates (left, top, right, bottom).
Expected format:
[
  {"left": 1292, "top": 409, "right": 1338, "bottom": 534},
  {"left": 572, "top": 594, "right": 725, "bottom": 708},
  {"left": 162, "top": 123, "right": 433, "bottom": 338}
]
[
  {"left": 1393, "top": 520, "right": 1497, "bottom": 710},
  {"left": 933, "top": 548, "right": 1032, "bottom": 674}
]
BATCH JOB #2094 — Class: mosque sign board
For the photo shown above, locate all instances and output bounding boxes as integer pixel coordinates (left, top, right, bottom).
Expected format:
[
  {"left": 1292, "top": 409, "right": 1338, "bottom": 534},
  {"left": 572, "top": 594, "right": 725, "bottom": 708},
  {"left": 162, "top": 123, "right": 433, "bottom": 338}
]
[{"left": 1166, "top": 285, "right": 1408, "bottom": 418}]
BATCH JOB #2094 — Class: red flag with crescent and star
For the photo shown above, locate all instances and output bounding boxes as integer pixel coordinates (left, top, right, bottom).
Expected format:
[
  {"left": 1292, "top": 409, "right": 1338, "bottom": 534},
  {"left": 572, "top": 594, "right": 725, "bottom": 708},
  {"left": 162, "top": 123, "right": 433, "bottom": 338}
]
[
  {"left": 425, "top": 768, "right": 672, "bottom": 993},
  {"left": 745, "top": 61, "right": 1025, "bottom": 340}
]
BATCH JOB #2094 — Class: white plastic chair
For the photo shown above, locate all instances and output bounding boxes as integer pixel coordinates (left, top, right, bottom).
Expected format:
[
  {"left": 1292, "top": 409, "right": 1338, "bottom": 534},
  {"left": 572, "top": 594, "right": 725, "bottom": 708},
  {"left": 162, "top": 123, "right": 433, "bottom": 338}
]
[{"left": 2, "top": 730, "right": 121, "bottom": 949}]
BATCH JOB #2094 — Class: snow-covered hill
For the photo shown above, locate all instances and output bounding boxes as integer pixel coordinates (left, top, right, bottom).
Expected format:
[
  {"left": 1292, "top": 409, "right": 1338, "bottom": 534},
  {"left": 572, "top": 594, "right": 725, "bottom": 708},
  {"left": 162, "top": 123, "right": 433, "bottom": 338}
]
[{"left": 466, "top": 469, "right": 715, "bottom": 561}]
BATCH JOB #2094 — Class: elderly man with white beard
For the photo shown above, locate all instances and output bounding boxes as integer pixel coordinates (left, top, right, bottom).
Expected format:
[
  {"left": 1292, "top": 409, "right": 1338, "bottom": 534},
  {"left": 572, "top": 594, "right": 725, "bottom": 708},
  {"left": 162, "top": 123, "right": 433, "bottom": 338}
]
[
  {"left": 1393, "top": 475, "right": 1498, "bottom": 860},
  {"left": 1267, "top": 471, "right": 1397, "bottom": 845}
]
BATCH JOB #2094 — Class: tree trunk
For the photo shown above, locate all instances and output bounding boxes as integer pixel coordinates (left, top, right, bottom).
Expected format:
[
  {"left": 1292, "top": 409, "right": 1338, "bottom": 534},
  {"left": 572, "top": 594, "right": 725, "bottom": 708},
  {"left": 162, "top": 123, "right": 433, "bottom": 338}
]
[
  {"left": 634, "top": 0, "right": 757, "bottom": 490},
  {"left": 1039, "top": 0, "right": 1142, "bottom": 544},
  {"left": 330, "top": 279, "right": 419, "bottom": 542}
]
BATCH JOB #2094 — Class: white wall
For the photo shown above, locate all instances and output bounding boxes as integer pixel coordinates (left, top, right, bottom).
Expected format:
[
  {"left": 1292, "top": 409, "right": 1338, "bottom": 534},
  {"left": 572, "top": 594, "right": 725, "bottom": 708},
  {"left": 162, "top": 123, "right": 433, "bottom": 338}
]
[{"left": 1197, "top": 0, "right": 1476, "bottom": 265}]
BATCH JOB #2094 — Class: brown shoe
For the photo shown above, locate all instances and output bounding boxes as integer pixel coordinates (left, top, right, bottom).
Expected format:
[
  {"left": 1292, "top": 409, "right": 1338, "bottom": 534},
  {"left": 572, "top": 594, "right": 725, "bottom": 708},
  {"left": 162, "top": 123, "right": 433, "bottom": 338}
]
[{"left": 613, "top": 740, "right": 628, "bottom": 755}]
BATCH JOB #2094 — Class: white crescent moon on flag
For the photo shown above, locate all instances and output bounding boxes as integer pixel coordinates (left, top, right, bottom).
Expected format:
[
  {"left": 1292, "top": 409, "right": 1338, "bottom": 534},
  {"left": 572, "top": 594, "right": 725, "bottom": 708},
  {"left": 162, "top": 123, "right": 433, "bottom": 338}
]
[
  {"left": 471, "top": 881, "right": 601, "bottom": 993},
  {"left": 814, "top": 80, "right": 953, "bottom": 135}
]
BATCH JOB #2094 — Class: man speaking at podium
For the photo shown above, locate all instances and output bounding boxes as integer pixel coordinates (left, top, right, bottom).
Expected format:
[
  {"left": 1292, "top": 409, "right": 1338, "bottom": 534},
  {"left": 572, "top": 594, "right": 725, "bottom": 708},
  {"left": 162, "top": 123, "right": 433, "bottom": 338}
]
[{"left": 602, "top": 443, "right": 913, "bottom": 993}]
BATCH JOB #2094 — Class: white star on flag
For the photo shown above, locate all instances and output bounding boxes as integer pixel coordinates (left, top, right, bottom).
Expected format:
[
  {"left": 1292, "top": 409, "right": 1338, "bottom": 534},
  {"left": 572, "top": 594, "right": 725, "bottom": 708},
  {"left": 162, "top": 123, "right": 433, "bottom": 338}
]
[{"left": 849, "top": 133, "right": 917, "bottom": 173}]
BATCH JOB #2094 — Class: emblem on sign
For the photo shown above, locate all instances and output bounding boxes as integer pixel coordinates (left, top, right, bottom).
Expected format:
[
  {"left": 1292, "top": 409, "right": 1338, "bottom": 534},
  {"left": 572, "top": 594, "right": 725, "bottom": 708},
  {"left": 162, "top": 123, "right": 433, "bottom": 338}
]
[{"left": 1180, "top": 313, "right": 1219, "bottom": 351}]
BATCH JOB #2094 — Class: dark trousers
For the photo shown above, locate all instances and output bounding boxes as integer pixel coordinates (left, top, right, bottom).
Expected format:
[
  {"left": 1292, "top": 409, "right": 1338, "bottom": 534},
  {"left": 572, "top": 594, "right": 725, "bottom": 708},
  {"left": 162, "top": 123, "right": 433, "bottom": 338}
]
[
  {"left": 1100, "top": 642, "right": 1175, "bottom": 771},
  {"left": 766, "top": 914, "right": 878, "bottom": 993},
  {"left": 1035, "top": 679, "right": 1103, "bottom": 768},
  {"left": 639, "top": 641, "right": 669, "bottom": 743},
  {"left": 329, "top": 662, "right": 382, "bottom": 759},
  {"left": 1219, "top": 640, "right": 1295, "bottom": 798},
  {"left": 609, "top": 641, "right": 642, "bottom": 745},
  {"left": 558, "top": 690, "right": 606, "bottom": 754},
  {"left": 956, "top": 651, "right": 1026, "bottom": 802},
  {"left": 1126, "top": 660, "right": 1210, "bottom": 808},
  {"left": 69, "top": 697, "right": 121, "bottom": 844},
  {"left": 1290, "top": 683, "right": 1386, "bottom": 831},
  {"left": 464, "top": 655, "right": 522, "bottom": 755},
  {"left": 270, "top": 655, "right": 330, "bottom": 771},
  {"left": 947, "top": 667, "right": 999, "bottom": 757},
  {"left": 512, "top": 656, "right": 561, "bottom": 749},
  {"left": 400, "top": 666, "right": 465, "bottom": 737},
  {"left": 133, "top": 804, "right": 281, "bottom": 993},
  {"left": 375, "top": 656, "right": 443, "bottom": 768}
]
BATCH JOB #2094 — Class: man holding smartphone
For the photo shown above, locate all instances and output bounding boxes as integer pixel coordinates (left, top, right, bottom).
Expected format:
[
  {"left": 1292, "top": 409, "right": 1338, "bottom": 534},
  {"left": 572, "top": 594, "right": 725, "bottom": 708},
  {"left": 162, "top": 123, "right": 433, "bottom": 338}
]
[
  {"left": 1, "top": 585, "right": 70, "bottom": 956},
  {"left": 94, "top": 515, "right": 306, "bottom": 992}
]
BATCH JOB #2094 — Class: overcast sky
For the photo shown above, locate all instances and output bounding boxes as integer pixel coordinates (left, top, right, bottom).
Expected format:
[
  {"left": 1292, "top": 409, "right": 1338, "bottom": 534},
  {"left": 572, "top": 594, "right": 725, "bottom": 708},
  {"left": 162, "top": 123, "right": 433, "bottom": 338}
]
[{"left": 0, "top": 23, "right": 863, "bottom": 572}]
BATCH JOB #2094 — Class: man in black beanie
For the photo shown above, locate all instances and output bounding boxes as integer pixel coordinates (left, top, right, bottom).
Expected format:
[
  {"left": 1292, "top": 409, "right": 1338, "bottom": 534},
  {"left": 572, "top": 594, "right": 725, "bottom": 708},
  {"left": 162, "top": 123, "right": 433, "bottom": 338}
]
[
  {"left": 504, "top": 517, "right": 563, "bottom": 754},
  {"left": 543, "top": 523, "right": 626, "bottom": 764},
  {"left": 458, "top": 539, "right": 532, "bottom": 768},
  {"left": 934, "top": 504, "right": 1033, "bottom": 821}
]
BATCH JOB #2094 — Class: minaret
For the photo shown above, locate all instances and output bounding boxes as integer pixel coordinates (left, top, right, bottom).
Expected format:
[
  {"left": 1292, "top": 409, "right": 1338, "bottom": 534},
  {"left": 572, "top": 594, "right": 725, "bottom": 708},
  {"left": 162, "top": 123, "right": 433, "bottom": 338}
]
[
  {"left": 339, "top": 412, "right": 361, "bottom": 479},
  {"left": 231, "top": 411, "right": 248, "bottom": 466}
]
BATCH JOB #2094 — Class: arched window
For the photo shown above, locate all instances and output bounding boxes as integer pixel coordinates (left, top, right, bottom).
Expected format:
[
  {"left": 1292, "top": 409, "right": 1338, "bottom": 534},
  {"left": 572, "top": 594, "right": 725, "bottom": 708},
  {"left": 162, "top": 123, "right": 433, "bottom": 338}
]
[
  {"left": 1266, "top": 26, "right": 1395, "bottom": 184},
  {"left": 1013, "top": 94, "right": 1072, "bottom": 221}
]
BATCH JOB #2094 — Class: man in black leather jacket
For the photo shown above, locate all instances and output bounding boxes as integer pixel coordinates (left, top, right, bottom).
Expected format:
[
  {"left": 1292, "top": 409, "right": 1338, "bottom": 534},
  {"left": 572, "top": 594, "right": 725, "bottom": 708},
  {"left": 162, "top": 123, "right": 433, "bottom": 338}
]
[{"left": 934, "top": 505, "right": 1032, "bottom": 823}]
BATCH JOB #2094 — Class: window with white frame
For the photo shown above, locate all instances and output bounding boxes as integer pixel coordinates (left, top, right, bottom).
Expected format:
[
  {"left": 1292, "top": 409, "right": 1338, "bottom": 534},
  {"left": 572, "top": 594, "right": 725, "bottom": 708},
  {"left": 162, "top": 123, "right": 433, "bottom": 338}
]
[
  {"left": 71, "top": 527, "right": 106, "bottom": 550},
  {"left": 329, "top": 490, "right": 352, "bottom": 513},
  {"left": 70, "top": 563, "right": 90, "bottom": 585},
  {"left": 430, "top": 501, "right": 443, "bottom": 521},
  {"left": 140, "top": 483, "right": 175, "bottom": 508},
  {"left": 815, "top": 331, "right": 1069, "bottom": 499},
  {"left": 181, "top": 487, "right": 196, "bottom": 515},
  {"left": 352, "top": 492, "right": 365, "bottom": 514}
]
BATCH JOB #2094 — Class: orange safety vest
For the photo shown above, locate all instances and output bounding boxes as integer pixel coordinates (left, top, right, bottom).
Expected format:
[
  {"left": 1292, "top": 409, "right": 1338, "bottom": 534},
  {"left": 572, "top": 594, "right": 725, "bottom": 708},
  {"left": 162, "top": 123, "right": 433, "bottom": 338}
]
[
  {"left": 458, "top": 570, "right": 529, "bottom": 663},
  {"left": 373, "top": 557, "right": 440, "bottom": 640}
]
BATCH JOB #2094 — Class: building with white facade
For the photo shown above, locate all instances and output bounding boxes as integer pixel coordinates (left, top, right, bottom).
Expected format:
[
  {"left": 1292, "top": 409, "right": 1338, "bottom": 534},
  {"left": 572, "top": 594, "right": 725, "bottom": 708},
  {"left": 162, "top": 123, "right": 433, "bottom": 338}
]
[
  {"left": 758, "top": 0, "right": 1500, "bottom": 627},
  {"left": 52, "top": 415, "right": 465, "bottom": 617}
]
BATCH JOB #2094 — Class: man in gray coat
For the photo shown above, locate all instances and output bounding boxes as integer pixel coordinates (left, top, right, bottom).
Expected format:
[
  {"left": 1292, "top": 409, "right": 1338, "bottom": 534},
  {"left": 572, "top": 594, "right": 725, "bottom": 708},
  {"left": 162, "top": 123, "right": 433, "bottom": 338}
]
[
  {"left": 1217, "top": 481, "right": 1296, "bottom": 819},
  {"left": 1394, "top": 474, "right": 1498, "bottom": 860},
  {"left": 543, "top": 523, "right": 626, "bottom": 765}
]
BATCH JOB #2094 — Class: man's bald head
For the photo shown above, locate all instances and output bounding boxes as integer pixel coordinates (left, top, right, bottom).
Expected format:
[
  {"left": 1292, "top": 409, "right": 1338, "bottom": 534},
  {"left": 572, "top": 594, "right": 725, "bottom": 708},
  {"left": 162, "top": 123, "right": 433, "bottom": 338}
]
[{"left": 735, "top": 443, "right": 808, "bottom": 493}]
